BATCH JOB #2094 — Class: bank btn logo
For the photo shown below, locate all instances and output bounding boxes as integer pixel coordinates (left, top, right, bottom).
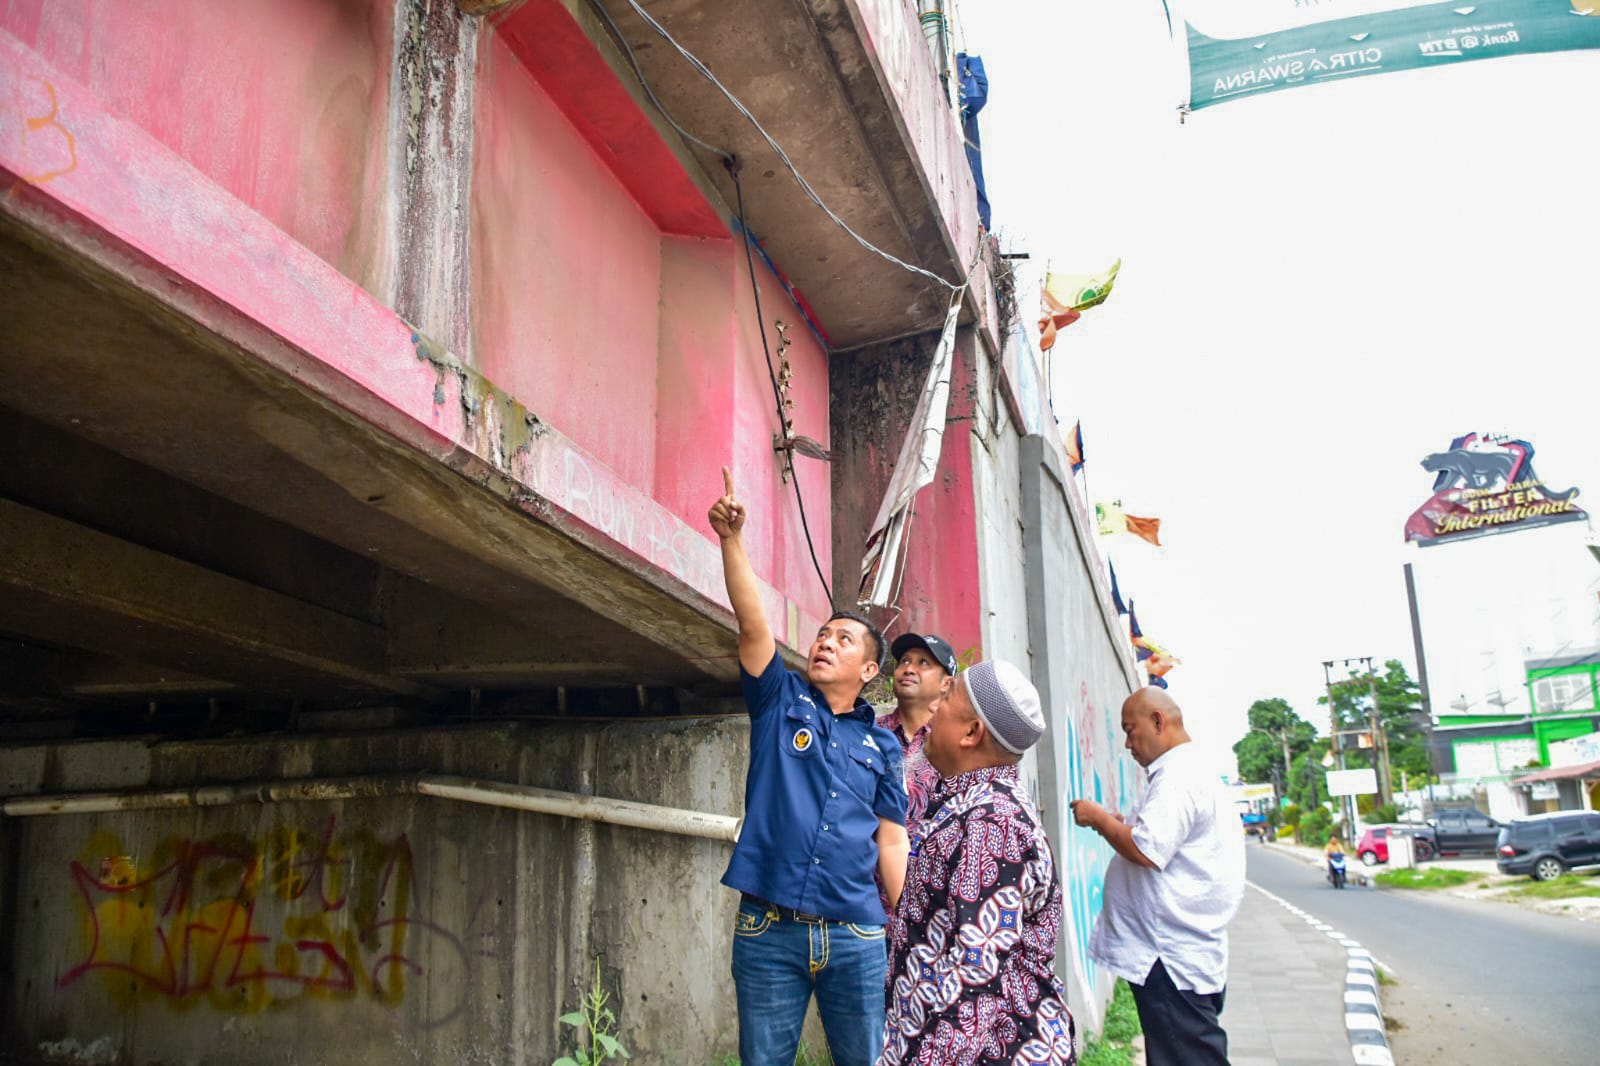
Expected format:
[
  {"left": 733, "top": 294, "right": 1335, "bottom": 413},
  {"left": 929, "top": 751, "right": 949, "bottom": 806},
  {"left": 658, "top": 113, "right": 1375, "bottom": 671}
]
[{"left": 792, "top": 727, "right": 814, "bottom": 753}]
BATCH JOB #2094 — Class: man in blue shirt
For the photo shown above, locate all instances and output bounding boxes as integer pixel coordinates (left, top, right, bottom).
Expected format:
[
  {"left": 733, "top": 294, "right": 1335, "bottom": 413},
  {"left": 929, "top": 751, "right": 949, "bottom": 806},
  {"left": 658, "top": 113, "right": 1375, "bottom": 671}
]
[{"left": 709, "top": 467, "right": 909, "bottom": 1066}]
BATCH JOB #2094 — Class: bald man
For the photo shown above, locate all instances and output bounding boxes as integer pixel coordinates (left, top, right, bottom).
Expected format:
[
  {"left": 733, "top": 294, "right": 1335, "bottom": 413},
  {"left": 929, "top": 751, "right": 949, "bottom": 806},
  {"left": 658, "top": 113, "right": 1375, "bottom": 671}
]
[{"left": 1069, "top": 688, "right": 1244, "bottom": 1066}]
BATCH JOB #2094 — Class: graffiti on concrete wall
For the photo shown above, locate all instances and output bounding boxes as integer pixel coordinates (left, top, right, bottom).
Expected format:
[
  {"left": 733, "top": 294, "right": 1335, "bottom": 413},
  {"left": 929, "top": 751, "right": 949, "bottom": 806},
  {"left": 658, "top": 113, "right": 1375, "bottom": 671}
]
[
  {"left": 1059, "top": 680, "right": 1138, "bottom": 995},
  {"left": 2, "top": 75, "right": 78, "bottom": 185},
  {"left": 56, "top": 815, "right": 497, "bottom": 1027}
]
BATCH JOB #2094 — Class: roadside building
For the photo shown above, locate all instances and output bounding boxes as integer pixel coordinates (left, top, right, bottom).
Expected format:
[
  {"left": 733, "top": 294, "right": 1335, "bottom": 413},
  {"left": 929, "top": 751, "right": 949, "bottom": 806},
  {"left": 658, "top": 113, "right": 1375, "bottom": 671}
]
[{"left": 1510, "top": 733, "right": 1600, "bottom": 815}]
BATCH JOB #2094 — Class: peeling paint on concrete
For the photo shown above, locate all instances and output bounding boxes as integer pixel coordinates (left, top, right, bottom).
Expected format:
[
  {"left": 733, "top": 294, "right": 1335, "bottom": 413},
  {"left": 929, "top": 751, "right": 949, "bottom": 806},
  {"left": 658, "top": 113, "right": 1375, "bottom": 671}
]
[{"left": 391, "top": 0, "right": 477, "bottom": 355}]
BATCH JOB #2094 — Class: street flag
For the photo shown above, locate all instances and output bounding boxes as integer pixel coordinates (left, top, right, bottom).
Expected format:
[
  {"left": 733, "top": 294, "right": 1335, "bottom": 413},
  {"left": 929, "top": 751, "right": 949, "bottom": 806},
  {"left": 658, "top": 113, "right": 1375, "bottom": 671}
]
[
  {"left": 1096, "top": 500, "right": 1162, "bottom": 547},
  {"left": 1131, "top": 617, "right": 1182, "bottom": 681},
  {"left": 1148, "top": 676, "right": 1169, "bottom": 689},
  {"left": 1065, "top": 421, "right": 1085, "bottom": 473},
  {"left": 1038, "top": 259, "right": 1120, "bottom": 352},
  {"left": 1108, "top": 559, "right": 1128, "bottom": 615}
]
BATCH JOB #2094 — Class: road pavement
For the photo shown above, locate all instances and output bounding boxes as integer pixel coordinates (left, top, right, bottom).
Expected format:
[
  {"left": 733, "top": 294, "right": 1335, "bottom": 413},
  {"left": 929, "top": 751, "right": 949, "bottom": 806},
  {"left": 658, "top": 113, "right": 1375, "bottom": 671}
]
[
  {"left": 1222, "top": 866, "right": 1357, "bottom": 1065},
  {"left": 1245, "top": 843, "right": 1600, "bottom": 1065}
]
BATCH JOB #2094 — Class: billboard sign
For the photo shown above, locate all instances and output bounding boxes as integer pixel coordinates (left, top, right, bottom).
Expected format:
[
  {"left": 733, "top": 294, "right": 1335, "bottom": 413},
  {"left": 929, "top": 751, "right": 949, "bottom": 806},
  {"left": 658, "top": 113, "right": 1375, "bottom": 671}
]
[
  {"left": 1181, "top": 0, "right": 1600, "bottom": 111},
  {"left": 1325, "top": 767, "right": 1379, "bottom": 796},
  {"left": 1404, "top": 433, "right": 1586, "bottom": 546}
]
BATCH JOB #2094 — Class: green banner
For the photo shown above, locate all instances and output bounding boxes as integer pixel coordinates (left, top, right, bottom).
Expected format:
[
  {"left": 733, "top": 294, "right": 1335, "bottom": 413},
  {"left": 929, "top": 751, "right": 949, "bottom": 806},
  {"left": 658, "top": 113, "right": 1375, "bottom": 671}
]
[{"left": 1186, "top": 0, "right": 1600, "bottom": 110}]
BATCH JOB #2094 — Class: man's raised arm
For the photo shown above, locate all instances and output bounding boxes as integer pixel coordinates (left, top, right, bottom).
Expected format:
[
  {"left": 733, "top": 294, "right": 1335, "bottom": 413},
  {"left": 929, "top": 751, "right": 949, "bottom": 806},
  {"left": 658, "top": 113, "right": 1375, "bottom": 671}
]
[{"left": 708, "top": 466, "right": 776, "bottom": 675}]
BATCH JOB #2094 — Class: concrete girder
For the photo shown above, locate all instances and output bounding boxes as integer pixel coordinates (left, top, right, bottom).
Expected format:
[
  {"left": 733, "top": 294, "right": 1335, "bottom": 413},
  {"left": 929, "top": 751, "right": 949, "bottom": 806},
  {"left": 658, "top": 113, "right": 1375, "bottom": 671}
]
[
  {"left": 0, "top": 641, "right": 233, "bottom": 701},
  {"left": 0, "top": 203, "right": 741, "bottom": 693},
  {"left": 0, "top": 499, "right": 437, "bottom": 699}
]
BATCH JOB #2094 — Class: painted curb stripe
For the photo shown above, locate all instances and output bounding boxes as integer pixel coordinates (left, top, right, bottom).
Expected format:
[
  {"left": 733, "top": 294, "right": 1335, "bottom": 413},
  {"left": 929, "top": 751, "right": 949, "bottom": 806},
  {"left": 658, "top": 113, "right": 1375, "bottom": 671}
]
[{"left": 1246, "top": 876, "right": 1394, "bottom": 1066}]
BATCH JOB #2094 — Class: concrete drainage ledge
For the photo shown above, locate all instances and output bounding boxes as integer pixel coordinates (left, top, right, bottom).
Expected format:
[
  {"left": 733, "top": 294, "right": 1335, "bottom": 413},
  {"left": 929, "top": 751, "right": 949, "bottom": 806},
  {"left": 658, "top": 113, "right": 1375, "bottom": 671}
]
[{"left": 1250, "top": 884, "right": 1396, "bottom": 1066}]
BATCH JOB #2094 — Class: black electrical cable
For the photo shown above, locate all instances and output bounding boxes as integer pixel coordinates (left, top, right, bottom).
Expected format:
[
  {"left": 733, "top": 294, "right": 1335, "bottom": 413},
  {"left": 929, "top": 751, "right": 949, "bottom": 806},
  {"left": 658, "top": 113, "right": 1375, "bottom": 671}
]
[
  {"left": 729, "top": 160, "right": 834, "bottom": 606},
  {"left": 584, "top": 0, "right": 835, "bottom": 605},
  {"left": 586, "top": 0, "right": 733, "bottom": 163}
]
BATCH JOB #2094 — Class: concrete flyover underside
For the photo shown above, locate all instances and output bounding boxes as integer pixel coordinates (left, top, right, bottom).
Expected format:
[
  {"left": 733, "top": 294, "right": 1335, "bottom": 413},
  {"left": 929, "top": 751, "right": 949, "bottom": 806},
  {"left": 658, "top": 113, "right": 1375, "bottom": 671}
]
[{"left": 0, "top": 19, "right": 818, "bottom": 714}]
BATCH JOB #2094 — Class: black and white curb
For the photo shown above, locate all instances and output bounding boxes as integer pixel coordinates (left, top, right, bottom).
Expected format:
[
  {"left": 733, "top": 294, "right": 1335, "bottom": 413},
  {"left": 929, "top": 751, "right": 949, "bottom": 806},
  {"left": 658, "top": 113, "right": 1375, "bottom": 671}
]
[{"left": 1248, "top": 884, "right": 1396, "bottom": 1066}]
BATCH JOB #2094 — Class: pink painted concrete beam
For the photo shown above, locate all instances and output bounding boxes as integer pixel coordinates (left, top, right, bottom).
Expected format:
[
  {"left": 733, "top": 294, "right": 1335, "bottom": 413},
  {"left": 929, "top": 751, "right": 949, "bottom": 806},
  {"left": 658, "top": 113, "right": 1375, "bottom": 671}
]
[{"left": 0, "top": 27, "right": 811, "bottom": 654}]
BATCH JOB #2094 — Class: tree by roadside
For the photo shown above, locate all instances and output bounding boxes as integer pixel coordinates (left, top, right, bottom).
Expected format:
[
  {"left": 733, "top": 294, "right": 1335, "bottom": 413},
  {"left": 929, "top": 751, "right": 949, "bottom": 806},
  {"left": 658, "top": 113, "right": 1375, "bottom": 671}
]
[
  {"left": 1232, "top": 697, "right": 1318, "bottom": 799},
  {"left": 1318, "top": 659, "right": 1431, "bottom": 790}
]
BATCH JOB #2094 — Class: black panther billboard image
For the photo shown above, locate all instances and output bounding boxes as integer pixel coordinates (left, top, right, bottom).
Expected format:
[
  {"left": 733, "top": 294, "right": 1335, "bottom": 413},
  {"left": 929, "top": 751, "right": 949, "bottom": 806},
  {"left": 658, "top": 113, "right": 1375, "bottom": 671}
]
[{"left": 1405, "top": 433, "right": 1586, "bottom": 546}]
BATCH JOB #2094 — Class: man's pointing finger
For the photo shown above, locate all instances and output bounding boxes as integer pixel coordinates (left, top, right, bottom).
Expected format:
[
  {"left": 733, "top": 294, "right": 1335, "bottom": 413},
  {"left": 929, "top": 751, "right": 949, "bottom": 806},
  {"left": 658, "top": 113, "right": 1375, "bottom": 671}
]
[{"left": 723, "top": 465, "right": 735, "bottom": 498}]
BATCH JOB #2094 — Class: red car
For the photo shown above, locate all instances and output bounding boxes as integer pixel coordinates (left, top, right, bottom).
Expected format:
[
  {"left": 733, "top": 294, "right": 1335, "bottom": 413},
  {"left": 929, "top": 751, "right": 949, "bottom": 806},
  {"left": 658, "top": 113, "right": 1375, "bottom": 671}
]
[{"left": 1356, "top": 824, "right": 1436, "bottom": 865}]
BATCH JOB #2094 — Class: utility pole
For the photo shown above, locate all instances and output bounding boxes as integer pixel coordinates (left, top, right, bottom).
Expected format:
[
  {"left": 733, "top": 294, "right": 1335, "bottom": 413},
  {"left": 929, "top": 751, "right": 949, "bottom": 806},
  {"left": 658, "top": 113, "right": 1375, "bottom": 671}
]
[
  {"left": 1321, "top": 660, "right": 1354, "bottom": 833},
  {"left": 1279, "top": 727, "right": 1293, "bottom": 799},
  {"left": 1403, "top": 561, "right": 1439, "bottom": 818},
  {"left": 1362, "top": 655, "right": 1394, "bottom": 807}
]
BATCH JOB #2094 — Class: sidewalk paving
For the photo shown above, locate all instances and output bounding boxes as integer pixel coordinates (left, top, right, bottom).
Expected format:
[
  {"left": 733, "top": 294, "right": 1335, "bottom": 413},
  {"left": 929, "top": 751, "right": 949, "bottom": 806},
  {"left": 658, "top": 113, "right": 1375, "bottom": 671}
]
[{"left": 1221, "top": 878, "right": 1362, "bottom": 1066}]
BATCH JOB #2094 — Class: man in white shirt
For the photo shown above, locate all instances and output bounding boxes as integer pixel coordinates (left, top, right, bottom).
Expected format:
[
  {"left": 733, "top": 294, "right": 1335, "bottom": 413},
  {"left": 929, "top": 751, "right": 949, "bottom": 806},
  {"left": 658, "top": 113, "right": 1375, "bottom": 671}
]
[{"left": 1069, "top": 687, "right": 1245, "bottom": 1065}]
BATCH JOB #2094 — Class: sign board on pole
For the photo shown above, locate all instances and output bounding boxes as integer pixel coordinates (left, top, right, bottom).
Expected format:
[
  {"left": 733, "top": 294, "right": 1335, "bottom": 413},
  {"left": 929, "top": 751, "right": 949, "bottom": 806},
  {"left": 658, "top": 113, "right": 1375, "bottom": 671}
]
[
  {"left": 1325, "top": 768, "right": 1379, "bottom": 797},
  {"left": 1404, "top": 432, "right": 1586, "bottom": 546}
]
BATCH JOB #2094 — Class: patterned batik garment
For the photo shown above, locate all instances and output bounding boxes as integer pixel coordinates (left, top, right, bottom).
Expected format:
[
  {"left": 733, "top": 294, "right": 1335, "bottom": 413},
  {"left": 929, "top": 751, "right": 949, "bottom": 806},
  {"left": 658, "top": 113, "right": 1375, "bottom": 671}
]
[
  {"left": 876, "top": 708, "right": 942, "bottom": 850},
  {"left": 879, "top": 764, "right": 1076, "bottom": 1066}
]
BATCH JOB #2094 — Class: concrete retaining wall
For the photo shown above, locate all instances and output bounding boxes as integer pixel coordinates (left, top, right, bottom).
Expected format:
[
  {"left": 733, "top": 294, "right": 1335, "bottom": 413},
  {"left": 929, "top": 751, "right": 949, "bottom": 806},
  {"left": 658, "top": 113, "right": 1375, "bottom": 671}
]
[
  {"left": 0, "top": 721, "right": 749, "bottom": 1066},
  {"left": 1022, "top": 433, "right": 1144, "bottom": 1035}
]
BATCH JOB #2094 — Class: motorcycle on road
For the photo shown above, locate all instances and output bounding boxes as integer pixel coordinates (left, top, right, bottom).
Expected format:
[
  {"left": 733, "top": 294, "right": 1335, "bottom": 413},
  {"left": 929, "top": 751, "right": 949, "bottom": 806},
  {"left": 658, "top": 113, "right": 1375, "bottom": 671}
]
[{"left": 1327, "top": 851, "right": 1348, "bottom": 889}]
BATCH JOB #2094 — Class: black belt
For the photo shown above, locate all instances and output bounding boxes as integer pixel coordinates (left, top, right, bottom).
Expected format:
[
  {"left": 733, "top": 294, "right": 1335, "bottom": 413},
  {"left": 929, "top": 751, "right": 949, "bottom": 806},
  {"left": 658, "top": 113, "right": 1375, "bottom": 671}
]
[{"left": 742, "top": 893, "right": 828, "bottom": 924}]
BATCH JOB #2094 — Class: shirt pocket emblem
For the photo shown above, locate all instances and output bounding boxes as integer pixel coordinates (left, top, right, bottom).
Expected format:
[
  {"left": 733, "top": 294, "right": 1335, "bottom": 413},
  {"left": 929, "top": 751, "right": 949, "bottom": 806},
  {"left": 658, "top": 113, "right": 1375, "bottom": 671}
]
[{"left": 792, "top": 726, "right": 815, "bottom": 753}]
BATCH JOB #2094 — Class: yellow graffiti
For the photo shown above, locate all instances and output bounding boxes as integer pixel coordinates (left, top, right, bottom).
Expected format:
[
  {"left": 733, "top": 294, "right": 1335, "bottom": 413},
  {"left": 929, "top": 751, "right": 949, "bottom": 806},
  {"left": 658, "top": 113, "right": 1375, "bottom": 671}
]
[
  {"left": 57, "top": 816, "right": 479, "bottom": 1026},
  {"left": 3, "top": 75, "right": 77, "bottom": 186}
]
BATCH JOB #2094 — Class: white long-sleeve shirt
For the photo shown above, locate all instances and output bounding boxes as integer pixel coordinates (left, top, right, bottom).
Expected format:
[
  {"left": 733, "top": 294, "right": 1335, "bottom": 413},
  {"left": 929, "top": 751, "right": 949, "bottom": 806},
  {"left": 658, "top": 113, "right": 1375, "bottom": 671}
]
[{"left": 1088, "top": 742, "right": 1245, "bottom": 994}]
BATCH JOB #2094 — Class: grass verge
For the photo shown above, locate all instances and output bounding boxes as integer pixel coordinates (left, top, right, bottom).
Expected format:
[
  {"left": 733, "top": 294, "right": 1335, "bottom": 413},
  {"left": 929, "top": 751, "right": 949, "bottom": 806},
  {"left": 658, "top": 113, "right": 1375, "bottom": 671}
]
[
  {"left": 1374, "top": 867, "right": 1483, "bottom": 890},
  {"left": 1078, "top": 979, "right": 1141, "bottom": 1066},
  {"left": 1500, "top": 871, "right": 1600, "bottom": 901}
]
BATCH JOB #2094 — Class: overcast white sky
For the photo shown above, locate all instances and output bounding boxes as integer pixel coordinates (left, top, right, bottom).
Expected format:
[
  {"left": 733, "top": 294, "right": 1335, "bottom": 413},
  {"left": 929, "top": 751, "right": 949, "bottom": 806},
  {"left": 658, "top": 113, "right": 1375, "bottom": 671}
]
[{"left": 960, "top": 2, "right": 1600, "bottom": 775}]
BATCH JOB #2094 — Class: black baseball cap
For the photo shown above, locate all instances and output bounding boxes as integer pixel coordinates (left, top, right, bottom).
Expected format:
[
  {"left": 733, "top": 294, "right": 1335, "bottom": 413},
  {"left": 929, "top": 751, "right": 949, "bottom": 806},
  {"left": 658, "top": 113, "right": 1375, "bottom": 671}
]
[{"left": 890, "top": 633, "right": 958, "bottom": 676}]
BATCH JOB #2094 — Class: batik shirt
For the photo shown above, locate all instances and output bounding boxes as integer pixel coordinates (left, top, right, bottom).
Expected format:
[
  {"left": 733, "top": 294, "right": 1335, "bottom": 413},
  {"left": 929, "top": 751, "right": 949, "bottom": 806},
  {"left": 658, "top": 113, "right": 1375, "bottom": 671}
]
[
  {"left": 880, "top": 764, "right": 1076, "bottom": 1066},
  {"left": 877, "top": 708, "right": 941, "bottom": 850}
]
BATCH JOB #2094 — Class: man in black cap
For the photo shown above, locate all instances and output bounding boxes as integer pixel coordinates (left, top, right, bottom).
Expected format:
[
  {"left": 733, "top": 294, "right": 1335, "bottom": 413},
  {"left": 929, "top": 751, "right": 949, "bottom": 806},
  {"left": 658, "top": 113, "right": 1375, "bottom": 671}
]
[{"left": 879, "top": 633, "right": 959, "bottom": 855}]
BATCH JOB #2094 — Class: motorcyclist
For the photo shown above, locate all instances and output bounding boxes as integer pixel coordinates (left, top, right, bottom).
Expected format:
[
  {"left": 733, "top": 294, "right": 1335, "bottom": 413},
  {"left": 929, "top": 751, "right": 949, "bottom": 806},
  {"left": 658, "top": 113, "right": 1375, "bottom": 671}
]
[{"left": 1324, "top": 835, "right": 1347, "bottom": 887}]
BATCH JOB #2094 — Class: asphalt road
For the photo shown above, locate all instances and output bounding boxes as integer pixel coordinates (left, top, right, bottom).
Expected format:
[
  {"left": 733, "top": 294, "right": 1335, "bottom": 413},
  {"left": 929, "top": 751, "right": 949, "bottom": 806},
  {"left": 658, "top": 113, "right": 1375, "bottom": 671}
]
[{"left": 1246, "top": 845, "right": 1600, "bottom": 1065}]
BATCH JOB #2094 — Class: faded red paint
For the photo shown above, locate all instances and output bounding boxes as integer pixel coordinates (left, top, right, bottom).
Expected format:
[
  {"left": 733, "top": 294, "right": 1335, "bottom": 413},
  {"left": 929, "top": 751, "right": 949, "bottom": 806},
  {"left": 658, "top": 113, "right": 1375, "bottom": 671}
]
[
  {"left": 473, "top": 17, "right": 832, "bottom": 626},
  {"left": 889, "top": 338, "right": 984, "bottom": 663},
  {"left": 491, "top": 0, "right": 724, "bottom": 238},
  {"left": 472, "top": 28, "right": 665, "bottom": 492},
  {"left": 0, "top": 16, "right": 832, "bottom": 643},
  {"left": 2, "top": 0, "right": 393, "bottom": 290}
]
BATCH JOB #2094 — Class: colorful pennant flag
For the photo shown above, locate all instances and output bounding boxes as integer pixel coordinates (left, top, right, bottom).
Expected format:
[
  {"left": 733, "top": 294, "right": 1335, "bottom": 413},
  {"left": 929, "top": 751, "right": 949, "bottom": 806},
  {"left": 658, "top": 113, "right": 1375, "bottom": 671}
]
[
  {"left": 1128, "top": 600, "right": 1181, "bottom": 681},
  {"left": 1065, "top": 421, "right": 1085, "bottom": 473},
  {"left": 1038, "top": 259, "right": 1121, "bottom": 352},
  {"left": 1148, "top": 676, "right": 1169, "bottom": 689},
  {"left": 1108, "top": 559, "right": 1127, "bottom": 615},
  {"left": 1096, "top": 500, "right": 1162, "bottom": 547}
]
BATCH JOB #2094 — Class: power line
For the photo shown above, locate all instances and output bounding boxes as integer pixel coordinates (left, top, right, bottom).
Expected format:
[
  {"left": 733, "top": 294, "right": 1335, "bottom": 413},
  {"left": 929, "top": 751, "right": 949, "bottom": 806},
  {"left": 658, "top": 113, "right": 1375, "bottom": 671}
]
[
  {"left": 730, "top": 162, "right": 834, "bottom": 605},
  {"left": 618, "top": 0, "right": 963, "bottom": 293}
]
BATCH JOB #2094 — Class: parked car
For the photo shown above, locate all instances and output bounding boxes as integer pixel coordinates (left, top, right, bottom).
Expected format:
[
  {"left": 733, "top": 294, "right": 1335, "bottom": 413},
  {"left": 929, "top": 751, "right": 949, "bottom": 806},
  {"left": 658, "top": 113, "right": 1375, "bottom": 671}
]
[
  {"left": 1496, "top": 811, "right": 1600, "bottom": 881},
  {"left": 1430, "top": 807, "right": 1502, "bottom": 855},
  {"left": 1355, "top": 824, "right": 1437, "bottom": 866}
]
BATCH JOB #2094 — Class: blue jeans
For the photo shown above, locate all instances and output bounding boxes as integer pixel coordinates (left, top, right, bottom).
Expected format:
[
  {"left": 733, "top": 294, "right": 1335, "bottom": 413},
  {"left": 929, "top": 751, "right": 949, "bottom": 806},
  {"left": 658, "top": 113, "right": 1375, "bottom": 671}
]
[{"left": 731, "top": 897, "right": 888, "bottom": 1066}]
